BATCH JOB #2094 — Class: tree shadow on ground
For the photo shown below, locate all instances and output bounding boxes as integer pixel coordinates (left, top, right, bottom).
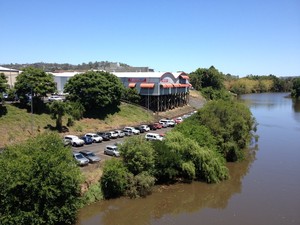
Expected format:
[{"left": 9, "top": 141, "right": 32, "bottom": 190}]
[
  {"left": 0, "top": 105, "right": 8, "bottom": 116},
  {"left": 12, "top": 99, "right": 50, "bottom": 115},
  {"left": 84, "top": 104, "right": 121, "bottom": 120},
  {"left": 44, "top": 124, "right": 69, "bottom": 133}
]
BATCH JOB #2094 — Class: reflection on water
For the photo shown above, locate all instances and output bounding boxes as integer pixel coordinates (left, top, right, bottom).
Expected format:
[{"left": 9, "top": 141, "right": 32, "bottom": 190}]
[{"left": 77, "top": 93, "right": 300, "bottom": 225}]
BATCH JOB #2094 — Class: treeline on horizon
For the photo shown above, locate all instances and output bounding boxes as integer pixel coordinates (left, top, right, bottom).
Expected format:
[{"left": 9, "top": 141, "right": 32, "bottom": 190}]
[
  {"left": 189, "top": 66, "right": 297, "bottom": 96},
  {"left": 1, "top": 61, "right": 131, "bottom": 72}
]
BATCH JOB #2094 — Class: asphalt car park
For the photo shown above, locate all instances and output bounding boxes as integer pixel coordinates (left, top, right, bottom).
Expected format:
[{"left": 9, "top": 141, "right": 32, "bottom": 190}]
[{"left": 71, "top": 126, "right": 173, "bottom": 165}]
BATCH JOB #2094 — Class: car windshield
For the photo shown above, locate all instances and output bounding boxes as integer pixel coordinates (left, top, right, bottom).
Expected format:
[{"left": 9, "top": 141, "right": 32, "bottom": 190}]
[
  {"left": 76, "top": 154, "right": 84, "bottom": 159},
  {"left": 87, "top": 152, "right": 95, "bottom": 157}
]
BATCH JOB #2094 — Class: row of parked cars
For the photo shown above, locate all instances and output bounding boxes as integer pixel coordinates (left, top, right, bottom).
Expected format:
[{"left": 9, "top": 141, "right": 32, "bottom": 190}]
[{"left": 69, "top": 113, "right": 198, "bottom": 166}]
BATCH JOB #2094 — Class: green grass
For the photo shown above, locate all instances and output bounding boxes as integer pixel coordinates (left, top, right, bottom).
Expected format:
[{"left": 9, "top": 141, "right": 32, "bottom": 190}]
[{"left": 0, "top": 103, "right": 155, "bottom": 148}]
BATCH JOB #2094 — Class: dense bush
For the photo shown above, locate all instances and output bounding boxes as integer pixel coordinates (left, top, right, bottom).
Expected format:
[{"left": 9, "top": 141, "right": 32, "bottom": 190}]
[
  {"left": 119, "top": 136, "right": 155, "bottom": 175},
  {"left": 0, "top": 133, "right": 82, "bottom": 225},
  {"left": 153, "top": 131, "right": 229, "bottom": 183},
  {"left": 100, "top": 159, "right": 129, "bottom": 199},
  {"left": 291, "top": 77, "right": 300, "bottom": 99},
  {"left": 125, "top": 172, "right": 156, "bottom": 198},
  {"left": 194, "top": 100, "right": 256, "bottom": 161}
]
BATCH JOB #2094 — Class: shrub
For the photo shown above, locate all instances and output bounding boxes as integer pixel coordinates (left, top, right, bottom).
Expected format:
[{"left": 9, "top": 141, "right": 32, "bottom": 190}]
[
  {"left": 80, "top": 183, "right": 103, "bottom": 206},
  {"left": 119, "top": 136, "right": 155, "bottom": 175},
  {"left": 125, "top": 172, "right": 156, "bottom": 198},
  {"left": 0, "top": 133, "right": 82, "bottom": 225},
  {"left": 101, "top": 159, "right": 129, "bottom": 199}
]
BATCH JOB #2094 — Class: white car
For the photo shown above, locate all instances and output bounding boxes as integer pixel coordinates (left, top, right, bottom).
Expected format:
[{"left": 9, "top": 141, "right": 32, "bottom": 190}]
[
  {"left": 123, "top": 126, "right": 140, "bottom": 135},
  {"left": 85, "top": 133, "right": 103, "bottom": 143},
  {"left": 114, "top": 130, "right": 125, "bottom": 138},
  {"left": 139, "top": 125, "right": 150, "bottom": 132},
  {"left": 64, "top": 135, "right": 84, "bottom": 147},
  {"left": 159, "top": 119, "right": 176, "bottom": 127},
  {"left": 107, "top": 131, "right": 119, "bottom": 139},
  {"left": 48, "top": 95, "right": 63, "bottom": 102},
  {"left": 145, "top": 133, "right": 164, "bottom": 141}
]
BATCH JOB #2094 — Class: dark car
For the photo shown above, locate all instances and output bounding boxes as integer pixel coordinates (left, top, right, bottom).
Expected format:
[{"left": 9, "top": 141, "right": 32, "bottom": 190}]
[
  {"left": 79, "top": 150, "right": 101, "bottom": 163},
  {"left": 97, "top": 132, "right": 111, "bottom": 141},
  {"left": 135, "top": 126, "right": 145, "bottom": 133},
  {"left": 148, "top": 124, "right": 157, "bottom": 130},
  {"left": 80, "top": 136, "right": 93, "bottom": 145}
]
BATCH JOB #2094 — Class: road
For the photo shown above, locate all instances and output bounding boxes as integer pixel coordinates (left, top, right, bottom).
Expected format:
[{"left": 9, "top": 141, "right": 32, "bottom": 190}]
[{"left": 72, "top": 127, "right": 173, "bottom": 164}]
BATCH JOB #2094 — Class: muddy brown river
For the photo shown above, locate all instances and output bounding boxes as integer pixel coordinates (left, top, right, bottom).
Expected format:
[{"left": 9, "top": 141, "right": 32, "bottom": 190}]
[{"left": 76, "top": 93, "right": 300, "bottom": 225}]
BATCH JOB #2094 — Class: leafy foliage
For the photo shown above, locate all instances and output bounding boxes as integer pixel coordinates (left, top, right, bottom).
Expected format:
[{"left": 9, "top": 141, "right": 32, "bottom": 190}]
[
  {"left": 119, "top": 136, "right": 155, "bottom": 175},
  {"left": 122, "top": 87, "right": 141, "bottom": 104},
  {"left": 125, "top": 172, "right": 156, "bottom": 198},
  {"left": 291, "top": 77, "right": 300, "bottom": 98},
  {"left": 0, "top": 133, "right": 82, "bottom": 225},
  {"left": 100, "top": 159, "right": 129, "bottom": 199},
  {"left": 0, "top": 73, "right": 8, "bottom": 97},
  {"left": 194, "top": 100, "right": 256, "bottom": 161},
  {"left": 189, "top": 66, "right": 225, "bottom": 90},
  {"left": 64, "top": 71, "right": 124, "bottom": 113},
  {"left": 48, "top": 101, "right": 68, "bottom": 131},
  {"left": 14, "top": 67, "right": 56, "bottom": 105}
]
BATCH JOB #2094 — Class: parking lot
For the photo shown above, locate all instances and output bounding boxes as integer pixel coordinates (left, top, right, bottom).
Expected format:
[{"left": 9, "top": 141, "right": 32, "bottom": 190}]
[{"left": 72, "top": 126, "right": 173, "bottom": 165}]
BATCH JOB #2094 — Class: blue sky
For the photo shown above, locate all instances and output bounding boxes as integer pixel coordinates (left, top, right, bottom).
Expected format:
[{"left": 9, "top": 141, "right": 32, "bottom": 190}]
[{"left": 1, "top": 0, "right": 299, "bottom": 76}]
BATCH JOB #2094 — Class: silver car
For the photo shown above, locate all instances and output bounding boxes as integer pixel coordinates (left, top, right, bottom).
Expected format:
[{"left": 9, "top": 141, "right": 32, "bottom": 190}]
[
  {"left": 73, "top": 152, "right": 89, "bottom": 166},
  {"left": 79, "top": 150, "right": 101, "bottom": 163},
  {"left": 104, "top": 145, "right": 120, "bottom": 157}
]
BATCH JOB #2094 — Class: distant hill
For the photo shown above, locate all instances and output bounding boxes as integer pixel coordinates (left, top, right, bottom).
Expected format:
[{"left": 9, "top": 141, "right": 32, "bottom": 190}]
[{"left": 1, "top": 61, "right": 154, "bottom": 73}]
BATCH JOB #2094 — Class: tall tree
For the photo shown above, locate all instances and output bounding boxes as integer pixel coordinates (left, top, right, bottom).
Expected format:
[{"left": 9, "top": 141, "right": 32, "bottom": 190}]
[
  {"left": 64, "top": 71, "right": 125, "bottom": 112},
  {"left": 189, "top": 66, "right": 224, "bottom": 90},
  {"left": 291, "top": 77, "right": 300, "bottom": 98},
  {"left": 14, "top": 67, "right": 56, "bottom": 105},
  {"left": 0, "top": 73, "right": 8, "bottom": 102},
  {"left": 49, "top": 101, "right": 67, "bottom": 131}
]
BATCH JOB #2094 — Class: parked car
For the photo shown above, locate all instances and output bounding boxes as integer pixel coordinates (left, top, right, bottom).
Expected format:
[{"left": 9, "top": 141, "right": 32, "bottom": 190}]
[
  {"left": 148, "top": 124, "right": 157, "bottom": 130},
  {"left": 123, "top": 126, "right": 140, "bottom": 135},
  {"left": 174, "top": 117, "right": 183, "bottom": 124},
  {"left": 145, "top": 132, "right": 164, "bottom": 141},
  {"left": 64, "top": 135, "right": 84, "bottom": 147},
  {"left": 73, "top": 152, "right": 89, "bottom": 166},
  {"left": 114, "top": 130, "right": 125, "bottom": 138},
  {"left": 97, "top": 132, "right": 111, "bottom": 141},
  {"left": 104, "top": 145, "right": 120, "bottom": 157},
  {"left": 106, "top": 131, "right": 118, "bottom": 139},
  {"left": 159, "top": 119, "right": 176, "bottom": 127},
  {"left": 80, "top": 136, "right": 93, "bottom": 145},
  {"left": 139, "top": 125, "right": 150, "bottom": 132},
  {"left": 48, "top": 95, "right": 63, "bottom": 102},
  {"left": 154, "top": 122, "right": 163, "bottom": 129},
  {"left": 79, "top": 150, "right": 101, "bottom": 163},
  {"left": 123, "top": 129, "right": 133, "bottom": 136},
  {"left": 85, "top": 133, "right": 103, "bottom": 143},
  {"left": 160, "top": 122, "right": 168, "bottom": 128},
  {"left": 135, "top": 126, "right": 145, "bottom": 133}
]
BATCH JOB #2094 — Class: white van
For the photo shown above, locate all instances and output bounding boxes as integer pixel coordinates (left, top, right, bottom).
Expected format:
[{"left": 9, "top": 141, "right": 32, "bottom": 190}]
[{"left": 145, "top": 133, "right": 164, "bottom": 141}]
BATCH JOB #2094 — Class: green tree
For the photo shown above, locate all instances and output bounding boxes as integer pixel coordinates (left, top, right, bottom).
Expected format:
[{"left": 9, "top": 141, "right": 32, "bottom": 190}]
[
  {"left": 100, "top": 159, "right": 129, "bottom": 199},
  {"left": 119, "top": 136, "right": 155, "bottom": 175},
  {"left": 0, "top": 133, "right": 82, "bottom": 225},
  {"left": 0, "top": 73, "right": 7, "bottom": 95},
  {"left": 194, "top": 100, "right": 256, "bottom": 161},
  {"left": 291, "top": 77, "right": 300, "bottom": 98},
  {"left": 64, "top": 71, "right": 125, "bottom": 113},
  {"left": 189, "top": 66, "right": 224, "bottom": 90},
  {"left": 48, "top": 101, "right": 67, "bottom": 131},
  {"left": 122, "top": 87, "right": 141, "bottom": 104},
  {"left": 14, "top": 67, "right": 56, "bottom": 107}
]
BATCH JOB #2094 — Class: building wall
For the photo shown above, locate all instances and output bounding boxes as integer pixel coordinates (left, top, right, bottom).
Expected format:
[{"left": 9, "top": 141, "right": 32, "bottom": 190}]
[{"left": 0, "top": 69, "right": 19, "bottom": 88}]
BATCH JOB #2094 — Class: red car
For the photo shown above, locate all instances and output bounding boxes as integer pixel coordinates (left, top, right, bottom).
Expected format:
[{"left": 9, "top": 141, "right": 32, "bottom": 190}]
[{"left": 153, "top": 122, "right": 162, "bottom": 129}]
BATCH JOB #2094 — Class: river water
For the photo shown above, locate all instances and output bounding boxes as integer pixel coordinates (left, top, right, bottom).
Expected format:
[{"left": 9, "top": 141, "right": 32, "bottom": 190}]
[{"left": 76, "top": 93, "right": 300, "bottom": 225}]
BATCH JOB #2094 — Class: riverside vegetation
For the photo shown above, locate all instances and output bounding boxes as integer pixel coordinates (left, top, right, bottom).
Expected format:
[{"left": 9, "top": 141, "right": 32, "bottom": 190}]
[{"left": 0, "top": 65, "right": 280, "bottom": 225}]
